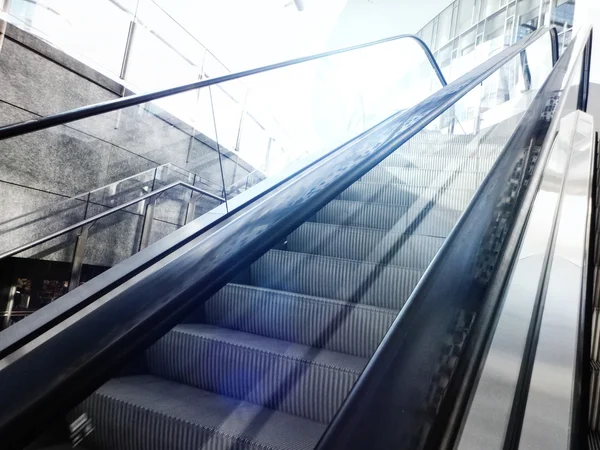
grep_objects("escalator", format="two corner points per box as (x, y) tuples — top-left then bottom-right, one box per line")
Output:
(0, 25), (595, 450)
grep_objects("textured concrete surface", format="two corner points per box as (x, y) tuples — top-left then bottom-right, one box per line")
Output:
(0, 181), (85, 262)
(0, 26), (258, 272)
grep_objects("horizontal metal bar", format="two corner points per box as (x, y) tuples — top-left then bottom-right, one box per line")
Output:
(0, 181), (224, 260)
(0, 34), (445, 141)
(0, 27), (557, 450)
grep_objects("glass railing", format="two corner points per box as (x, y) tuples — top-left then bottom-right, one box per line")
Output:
(0, 27), (566, 450)
(1, 0), (285, 190)
(0, 163), (223, 328)
(1, 0), (448, 196)
(0, 32), (447, 328)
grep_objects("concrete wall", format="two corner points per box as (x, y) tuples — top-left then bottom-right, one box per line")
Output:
(0, 23), (255, 267)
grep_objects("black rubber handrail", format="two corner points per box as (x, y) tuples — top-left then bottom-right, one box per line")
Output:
(0, 27), (557, 450)
(0, 34), (446, 141)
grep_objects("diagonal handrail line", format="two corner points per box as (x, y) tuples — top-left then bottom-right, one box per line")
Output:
(0, 181), (224, 261)
(0, 34), (445, 141)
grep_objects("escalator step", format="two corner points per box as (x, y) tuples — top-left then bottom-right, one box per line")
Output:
(392, 135), (504, 157)
(251, 249), (422, 309)
(312, 199), (462, 237)
(74, 375), (325, 450)
(287, 222), (444, 269)
(311, 199), (408, 230)
(203, 283), (397, 358)
(381, 153), (497, 172)
(145, 324), (366, 423)
(360, 166), (482, 189)
(339, 181), (474, 210)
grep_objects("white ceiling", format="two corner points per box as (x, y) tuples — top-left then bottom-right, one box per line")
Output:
(156, 0), (453, 71)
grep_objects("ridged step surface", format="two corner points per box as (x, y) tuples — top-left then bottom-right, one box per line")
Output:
(146, 324), (366, 423)
(287, 222), (444, 269)
(204, 284), (397, 358)
(360, 166), (482, 189)
(312, 199), (462, 237)
(250, 249), (422, 309)
(74, 375), (326, 450)
(381, 153), (497, 172)
(339, 182), (475, 210)
(71, 131), (505, 450)
(388, 134), (504, 157)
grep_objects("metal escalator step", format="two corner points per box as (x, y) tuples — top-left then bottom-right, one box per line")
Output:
(339, 181), (474, 210)
(360, 166), (482, 189)
(146, 324), (366, 423)
(311, 200), (408, 230)
(387, 136), (503, 157)
(74, 375), (325, 450)
(381, 153), (497, 172)
(204, 283), (397, 358)
(405, 207), (464, 237)
(311, 200), (462, 237)
(287, 222), (444, 269)
(251, 249), (422, 309)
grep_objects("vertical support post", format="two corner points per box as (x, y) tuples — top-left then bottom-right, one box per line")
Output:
(185, 195), (197, 225)
(184, 174), (197, 225)
(68, 224), (91, 292)
(474, 83), (483, 135)
(231, 93), (248, 192)
(115, 11), (138, 129)
(208, 86), (230, 212)
(264, 138), (273, 174)
(119, 21), (137, 89)
(2, 284), (16, 329)
(138, 197), (156, 251)
(519, 50), (532, 92)
(113, 0), (140, 131)
(0, 0), (12, 54)
(138, 168), (158, 250)
(544, 0), (554, 28)
(234, 93), (248, 154)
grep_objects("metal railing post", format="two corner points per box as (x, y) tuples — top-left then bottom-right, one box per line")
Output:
(0, 0), (12, 54)
(138, 198), (156, 251)
(184, 174), (197, 225)
(2, 285), (16, 329)
(68, 223), (92, 292)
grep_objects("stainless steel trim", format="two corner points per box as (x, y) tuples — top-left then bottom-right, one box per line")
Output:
(518, 111), (595, 450)
(455, 27), (591, 449)
(457, 120), (568, 450)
